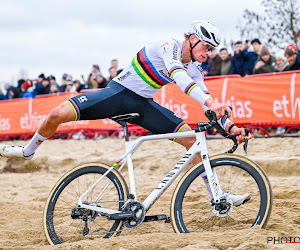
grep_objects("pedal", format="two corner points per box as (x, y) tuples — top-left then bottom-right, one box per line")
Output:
(144, 214), (168, 223)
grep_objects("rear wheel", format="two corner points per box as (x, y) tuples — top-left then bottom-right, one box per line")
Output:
(44, 163), (128, 245)
(171, 154), (272, 233)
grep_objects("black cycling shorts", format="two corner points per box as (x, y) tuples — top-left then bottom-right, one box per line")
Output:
(67, 81), (187, 135)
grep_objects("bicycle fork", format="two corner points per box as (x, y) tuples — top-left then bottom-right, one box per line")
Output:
(201, 150), (223, 204)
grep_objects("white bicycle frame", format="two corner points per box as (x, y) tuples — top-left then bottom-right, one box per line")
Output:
(77, 130), (224, 215)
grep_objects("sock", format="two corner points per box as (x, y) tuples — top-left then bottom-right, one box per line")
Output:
(23, 132), (48, 156)
(200, 172), (213, 199)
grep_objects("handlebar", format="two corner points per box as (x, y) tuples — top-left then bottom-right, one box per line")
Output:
(195, 109), (250, 154)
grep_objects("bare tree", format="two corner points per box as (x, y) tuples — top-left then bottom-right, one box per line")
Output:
(236, 0), (300, 50)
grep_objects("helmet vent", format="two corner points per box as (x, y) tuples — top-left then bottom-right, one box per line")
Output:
(200, 26), (211, 39)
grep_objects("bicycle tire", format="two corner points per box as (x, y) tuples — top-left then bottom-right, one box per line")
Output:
(43, 162), (128, 245)
(170, 154), (272, 233)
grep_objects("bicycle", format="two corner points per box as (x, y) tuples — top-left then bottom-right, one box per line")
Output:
(43, 111), (273, 245)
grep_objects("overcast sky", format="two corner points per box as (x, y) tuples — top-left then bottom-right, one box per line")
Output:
(0, 0), (262, 85)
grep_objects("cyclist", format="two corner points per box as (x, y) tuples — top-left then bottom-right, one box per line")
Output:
(0, 20), (251, 205)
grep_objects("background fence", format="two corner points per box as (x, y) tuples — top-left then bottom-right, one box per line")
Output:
(0, 71), (299, 140)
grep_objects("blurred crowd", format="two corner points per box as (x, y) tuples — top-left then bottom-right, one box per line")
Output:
(202, 30), (300, 77)
(0, 59), (122, 100)
(1, 31), (300, 101)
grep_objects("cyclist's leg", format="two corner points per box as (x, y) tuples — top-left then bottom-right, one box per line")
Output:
(0, 81), (126, 159)
(130, 98), (200, 164)
(175, 125), (201, 165)
(38, 101), (75, 138)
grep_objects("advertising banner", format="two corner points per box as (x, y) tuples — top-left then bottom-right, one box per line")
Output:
(0, 72), (299, 135)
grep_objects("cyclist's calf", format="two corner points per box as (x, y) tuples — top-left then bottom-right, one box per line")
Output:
(175, 125), (196, 150)
(48, 102), (75, 125)
(38, 102), (75, 138)
(175, 125), (202, 164)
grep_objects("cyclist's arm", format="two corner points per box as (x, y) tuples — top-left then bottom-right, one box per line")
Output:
(159, 39), (211, 106)
(159, 39), (234, 131)
(192, 74), (234, 131)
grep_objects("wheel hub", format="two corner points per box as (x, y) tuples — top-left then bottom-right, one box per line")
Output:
(210, 197), (233, 217)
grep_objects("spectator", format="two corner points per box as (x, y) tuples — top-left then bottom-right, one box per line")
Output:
(284, 48), (300, 71)
(208, 50), (222, 76)
(60, 73), (68, 92)
(34, 73), (45, 96)
(242, 38), (261, 75)
(49, 75), (59, 88)
(201, 56), (210, 76)
(17, 79), (26, 90)
(20, 82), (34, 98)
(0, 89), (6, 100)
(253, 45), (276, 74)
(49, 76), (60, 94)
(73, 79), (85, 93)
(65, 80), (73, 93)
(219, 48), (232, 75)
(231, 41), (246, 76)
(283, 32), (300, 71)
(49, 84), (59, 94)
(286, 44), (297, 53)
(4, 83), (11, 99)
(95, 73), (108, 88)
(41, 77), (51, 95)
(111, 59), (123, 74)
(87, 64), (100, 89)
(275, 51), (289, 72)
(108, 67), (117, 81)
(6, 86), (21, 99)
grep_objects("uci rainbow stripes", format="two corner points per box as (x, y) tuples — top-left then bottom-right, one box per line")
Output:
(172, 121), (187, 142)
(169, 66), (186, 77)
(132, 47), (170, 89)
(66, 99), (80, 121)
(184, 82), (198, 96)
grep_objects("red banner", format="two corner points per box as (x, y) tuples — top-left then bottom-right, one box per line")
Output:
(0, 72), (299, 135)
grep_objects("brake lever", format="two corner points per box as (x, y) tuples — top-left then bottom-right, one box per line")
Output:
(243, 129), (250, 154)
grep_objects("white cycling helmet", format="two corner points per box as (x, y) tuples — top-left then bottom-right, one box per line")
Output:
(186, 20), (221, 47)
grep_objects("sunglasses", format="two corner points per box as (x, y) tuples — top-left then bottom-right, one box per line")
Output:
(202, 42), (215, 52)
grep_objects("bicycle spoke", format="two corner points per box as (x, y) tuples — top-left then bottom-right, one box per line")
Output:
(57, 196), (76, 209)
(233, 207), (253, 221)
(227, 179), (255, 195)
(210, 215), (217, 231)
(92, 219), (110, 232)
(225, 216), (232, 231)
(185, 210), (211, 226)
(70, 181), (80, 198)
(228, 214), (243, 227)
(62, 188), (79, 201)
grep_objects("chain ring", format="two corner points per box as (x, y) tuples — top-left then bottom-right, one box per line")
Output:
(122, 201), (146, 229)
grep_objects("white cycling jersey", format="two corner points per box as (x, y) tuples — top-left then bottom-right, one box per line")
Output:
(113, 37), (230, 128)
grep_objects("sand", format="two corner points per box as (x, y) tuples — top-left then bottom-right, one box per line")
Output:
(0, 136), (299, 249)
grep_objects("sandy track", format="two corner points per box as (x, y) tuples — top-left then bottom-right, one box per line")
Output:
(0, 137), (299, 249)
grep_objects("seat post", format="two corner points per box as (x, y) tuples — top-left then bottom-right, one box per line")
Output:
(119, 121), (129, 141)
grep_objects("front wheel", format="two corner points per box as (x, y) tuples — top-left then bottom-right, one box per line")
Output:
(43, 163), (128, 245)
(170, 154), (272, 233)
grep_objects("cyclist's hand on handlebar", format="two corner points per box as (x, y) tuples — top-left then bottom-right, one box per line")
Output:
(205, 99), (232, 120)
(230, 127), (252, 144)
